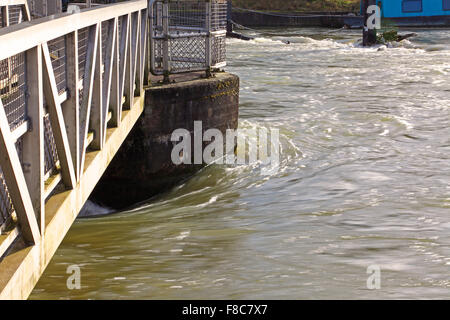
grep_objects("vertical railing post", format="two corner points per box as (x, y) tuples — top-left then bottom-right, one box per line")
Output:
(162, 0), (169, 83)
(63, 31), (81, 182)
(22, 45), (45, 233)
(43, 0), (47, 16)
(205, 0), (212, 78)
(0, 6), (8, 27)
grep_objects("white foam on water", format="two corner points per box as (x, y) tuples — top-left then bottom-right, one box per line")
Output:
(77, 200), (115, 218)
(195, 196), (218, 208)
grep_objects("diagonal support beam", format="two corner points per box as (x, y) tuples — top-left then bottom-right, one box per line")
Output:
(109, 17), (121, 127)
(138, 9), (148, 94)
(42, 43), (76, 189)
(118, 14), (130, 113)
(102, 18), (117, 139)
(124, 11), (140, 109)
(22, 1), (31, 21)
(131, 11), (141, 95)
(79, 24), (99, 174)
(0, 100), (40, 244)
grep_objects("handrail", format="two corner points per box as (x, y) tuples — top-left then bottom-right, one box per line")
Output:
(0, 0), (147, 60)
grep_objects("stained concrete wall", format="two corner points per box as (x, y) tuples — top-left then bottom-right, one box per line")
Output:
(91, 72), (240, 209)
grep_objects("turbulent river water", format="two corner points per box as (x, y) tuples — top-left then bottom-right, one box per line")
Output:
(31, 28), (450, 299)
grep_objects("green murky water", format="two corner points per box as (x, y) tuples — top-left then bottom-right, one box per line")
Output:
(31, 28), (450, 299)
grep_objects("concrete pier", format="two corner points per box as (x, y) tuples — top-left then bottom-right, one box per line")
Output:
(91, 72), (240, 209)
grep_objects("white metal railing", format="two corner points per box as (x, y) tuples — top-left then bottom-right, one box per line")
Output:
(0, 0), (148, 248)
(0, 0), (30, 27)
(149, 0), (227, 79)
(0, 0), (228, 260)
(0, 0), (32, 233)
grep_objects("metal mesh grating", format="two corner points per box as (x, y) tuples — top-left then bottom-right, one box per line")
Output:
(169, 36), (206, 72)
(211, 0), (227, 31)
(150, 0), (227, 75)
(118, 15), (125, 56)
(0, 9), (3, 27)
(48, 36), (67, 94)
(78, 27), (89, 82)
(212, 34), (226, 66)
(0, 53), (27, 130)
(153, 39), (164, 71)
(8, 5), (24, 25)
(169, 0), (207, 29)
(0, 167), (14, 228)
(43, 113), (59, 175)
(101, 20), (109, 64)
(0, 140), (23, 229)
(118, 15), (126, 83)
(118, 15), (123, 42)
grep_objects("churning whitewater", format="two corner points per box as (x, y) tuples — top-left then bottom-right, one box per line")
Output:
(32, 28), (450, 299)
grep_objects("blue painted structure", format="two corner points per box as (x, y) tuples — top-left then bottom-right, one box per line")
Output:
(362, 0), (450, 18)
